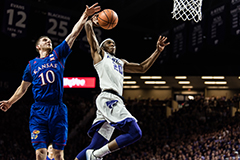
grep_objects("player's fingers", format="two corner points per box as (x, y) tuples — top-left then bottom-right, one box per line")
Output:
(164, 42), (170, 46)
(0, 102), (4, 107)
(2, 107), (8, 112)
(157, 36), (162, 46)
(162, 37), (168, 43)
(92, 13), (99, 19)
(161, 36), (166, 42)
(0, 106), (6, 112)
(94, 6), (101, 12)
(90, 2), (99, 9)
(158, 35), (162, 42)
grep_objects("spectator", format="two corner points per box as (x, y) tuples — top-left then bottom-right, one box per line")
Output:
(2, 91), (240, 160)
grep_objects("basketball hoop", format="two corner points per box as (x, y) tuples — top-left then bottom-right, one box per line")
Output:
(172, 0), (203, 23)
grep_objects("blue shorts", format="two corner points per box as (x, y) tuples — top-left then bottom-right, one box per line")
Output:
(29, 102), (68, 150)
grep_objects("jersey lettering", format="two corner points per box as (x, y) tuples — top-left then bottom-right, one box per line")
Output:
(112, 61), (123, 75)
(33, 63), (57, 74)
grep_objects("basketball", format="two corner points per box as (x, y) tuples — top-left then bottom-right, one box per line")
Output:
(98, 9), (118, 30)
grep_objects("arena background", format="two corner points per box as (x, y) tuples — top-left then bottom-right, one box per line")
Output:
(2, 0), (240, 159)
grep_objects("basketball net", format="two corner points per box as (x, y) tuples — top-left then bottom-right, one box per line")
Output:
(172, 0), (203, 23)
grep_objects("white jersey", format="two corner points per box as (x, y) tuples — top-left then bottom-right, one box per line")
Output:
(94, 51), (124, 95)
(91, 51), (137, 135)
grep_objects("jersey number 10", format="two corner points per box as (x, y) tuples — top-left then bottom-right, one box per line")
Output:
(39, 70), (55, 86)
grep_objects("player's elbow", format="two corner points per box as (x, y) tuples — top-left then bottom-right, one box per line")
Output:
(84, 21), (92, 31)
(133, 66), (148, 74)
(139, 65), (148, 74)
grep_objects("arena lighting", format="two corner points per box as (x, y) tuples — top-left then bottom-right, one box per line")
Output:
(204, 81), (227, 84)
(63, 77), (96, 88)
(153, 86), (171, 88)
(188, 96), (194, 100)
(207, 86), (229, 89)
(182, 86), (193, 88)
(181, 91), (198, 94)
(124, 76), (132, 79)
(123, 85), (140, 88)
(178, 81), (190, 84)
(145, 81), (166, 84)
(123, 81), (137, 84)
(201, 76), (225, 79)
(140, 76), (162, 79)
(175, 76), (187, 79)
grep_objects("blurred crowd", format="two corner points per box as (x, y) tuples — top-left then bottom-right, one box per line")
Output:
(1, 91), (240, 160)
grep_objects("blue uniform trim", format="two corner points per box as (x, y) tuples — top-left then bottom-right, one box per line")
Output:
(53, 50), (64, 68)
(46, 156), (55, 160)
(87, 118), (137, 139)
(87, 120), (106, 138)
(110, 118), (137, 131)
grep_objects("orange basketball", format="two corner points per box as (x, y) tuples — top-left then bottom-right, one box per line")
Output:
(98, 9), (118, 30)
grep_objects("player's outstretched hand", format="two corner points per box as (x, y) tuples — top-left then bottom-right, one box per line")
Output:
(85, 3), (101, 17)
(91, 14), (100, 27)
(156, 36), (170, 52)
(0, 100), (11, 112)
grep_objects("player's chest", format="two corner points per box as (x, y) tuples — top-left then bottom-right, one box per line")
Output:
(31, 60), (62, 85)
(31, 58), (62, 77)
(105, 55), (124, 75)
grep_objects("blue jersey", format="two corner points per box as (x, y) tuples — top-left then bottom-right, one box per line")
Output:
(46, 156), (54, 160)
(22, 40), (72, 104)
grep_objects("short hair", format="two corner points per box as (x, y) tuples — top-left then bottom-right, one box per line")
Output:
(35, 36), (50, 52)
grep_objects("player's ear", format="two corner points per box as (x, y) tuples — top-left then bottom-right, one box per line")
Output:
(36, 45), (40, 52)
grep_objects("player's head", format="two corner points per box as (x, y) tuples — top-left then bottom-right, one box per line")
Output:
(47, 143), (54, 155)
(35, 36), (53, 53)
(100, 38), (116, 55)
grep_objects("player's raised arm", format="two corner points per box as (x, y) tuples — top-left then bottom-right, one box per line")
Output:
(122, 36), (170, 74)
(65, 3), (100, 48)
(84, 14), (103, 64)
(0, 81), (31, 112)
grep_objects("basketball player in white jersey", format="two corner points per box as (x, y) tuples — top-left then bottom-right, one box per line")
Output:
(75, 14), (170, 160)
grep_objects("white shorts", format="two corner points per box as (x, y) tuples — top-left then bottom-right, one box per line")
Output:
(93, 92), (137, 125)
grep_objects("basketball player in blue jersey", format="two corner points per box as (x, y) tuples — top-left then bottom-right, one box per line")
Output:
(75, 15), (170, 160)
(0, 3), (100, 160)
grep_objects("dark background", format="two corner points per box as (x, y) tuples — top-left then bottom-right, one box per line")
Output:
(1, 0), (240, 80)
(1, 1), (240, 159)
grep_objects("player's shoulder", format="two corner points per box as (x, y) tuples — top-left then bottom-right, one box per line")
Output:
(28, 57), (39, 64)
(52, 40), (72, 57)
(53, 40), (68, 50)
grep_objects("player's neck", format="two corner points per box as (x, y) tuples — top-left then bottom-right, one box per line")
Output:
(39, 50), (50, 58)
(108, 52), (116, 57)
